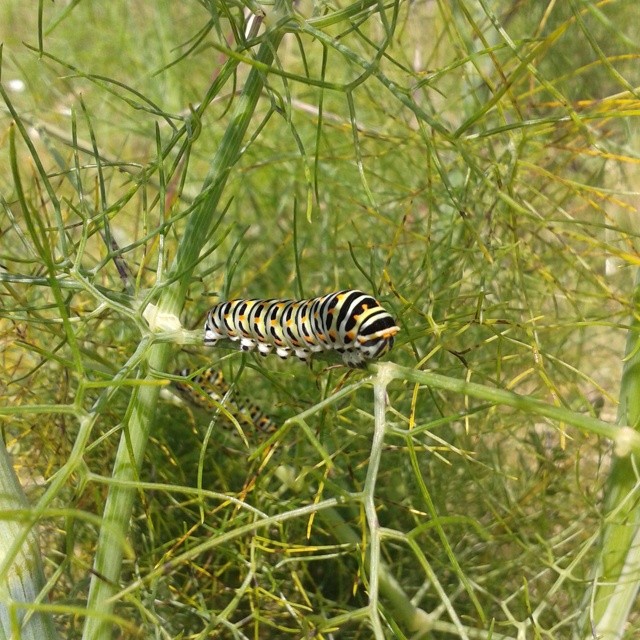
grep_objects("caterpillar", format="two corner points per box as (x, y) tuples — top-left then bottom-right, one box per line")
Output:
(175, 368), (276, 434)
(204, 289), (399, 368)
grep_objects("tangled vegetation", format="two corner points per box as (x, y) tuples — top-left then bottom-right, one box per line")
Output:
(1, 1), (639, 638)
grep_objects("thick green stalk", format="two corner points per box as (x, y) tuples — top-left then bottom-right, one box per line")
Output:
(379, 364), (640, 453)
(81, 10), (287, 639)
(575, 268), (640, 639)
(276, 368), (431, 637)
(0, 434), (59, 640)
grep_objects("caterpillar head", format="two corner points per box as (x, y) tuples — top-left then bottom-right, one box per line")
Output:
(350, 313), (399, 366)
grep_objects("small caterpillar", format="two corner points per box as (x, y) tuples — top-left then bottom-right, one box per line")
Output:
(175, 368), (276, 434)
(204, 289), (399, 368)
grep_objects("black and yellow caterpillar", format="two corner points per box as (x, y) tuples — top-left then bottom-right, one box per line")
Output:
(204, 289), (398, 368)
(175, 368), (276, 434)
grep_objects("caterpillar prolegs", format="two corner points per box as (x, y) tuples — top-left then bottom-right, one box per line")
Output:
(204, 290), (399, 368)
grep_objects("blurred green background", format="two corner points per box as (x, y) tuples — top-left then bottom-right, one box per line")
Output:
(1, 1), (639, 638)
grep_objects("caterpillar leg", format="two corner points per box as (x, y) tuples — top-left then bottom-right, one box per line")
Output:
(293, 348), (312, 362)
(240, 338), (258, 352)
(341, 350), (368, 368)
(275, 346), (292, 359)
(204, 331), (222, 346)
(257, 343), (273, 356)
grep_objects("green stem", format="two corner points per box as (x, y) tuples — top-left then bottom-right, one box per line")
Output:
(575, 268), (640, 639)
(375, 363), (640, 454)
(0, 434), (59, 640)
(81, 10), (287, 639)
